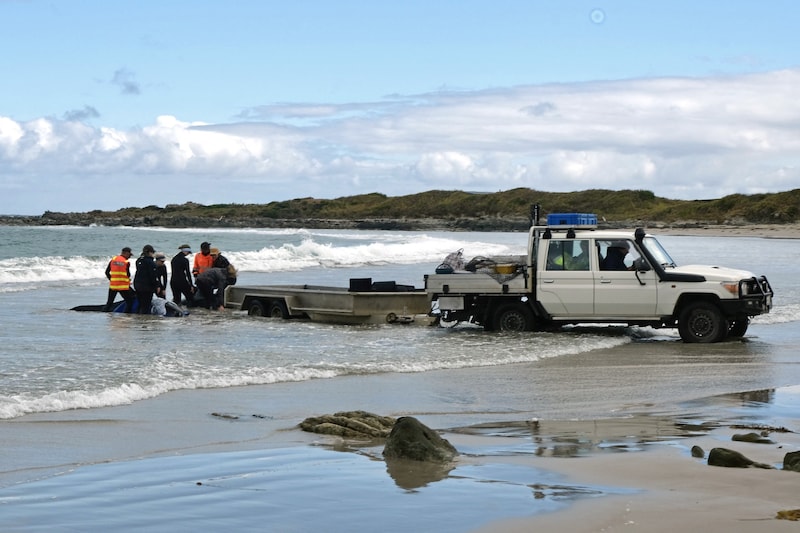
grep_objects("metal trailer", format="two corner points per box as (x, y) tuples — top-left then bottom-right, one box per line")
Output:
(224, 278), (433, 325)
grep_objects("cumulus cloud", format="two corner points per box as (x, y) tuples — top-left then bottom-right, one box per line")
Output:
(1, 69), (799, 214)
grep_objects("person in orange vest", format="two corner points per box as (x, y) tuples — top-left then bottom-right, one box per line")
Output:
(104, 246), (136, 312)
(192, 241), (214, 279)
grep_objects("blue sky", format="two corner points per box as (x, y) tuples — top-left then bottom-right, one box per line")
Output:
(1, 0), (798, 215)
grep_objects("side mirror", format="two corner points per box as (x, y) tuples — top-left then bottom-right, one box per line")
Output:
(633, 257), (651, 272)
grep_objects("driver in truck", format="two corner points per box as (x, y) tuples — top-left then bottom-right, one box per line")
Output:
(601, 241), (632, 271)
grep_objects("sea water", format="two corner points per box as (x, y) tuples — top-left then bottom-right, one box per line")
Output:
(1, 226), (798, 421)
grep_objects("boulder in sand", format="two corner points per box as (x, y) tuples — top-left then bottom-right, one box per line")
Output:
(783, 450), (800, 472)
(708, 447), (773, 469)
(383, 416), (458, 463)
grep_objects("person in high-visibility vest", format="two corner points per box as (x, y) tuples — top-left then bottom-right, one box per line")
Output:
(192, 241), (214, 278)
(104, 246), (136, 312)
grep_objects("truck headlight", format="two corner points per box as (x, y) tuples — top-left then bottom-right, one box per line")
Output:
(721, 281), (740, 296)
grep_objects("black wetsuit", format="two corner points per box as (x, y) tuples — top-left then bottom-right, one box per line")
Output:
(170, 252), (195, 305)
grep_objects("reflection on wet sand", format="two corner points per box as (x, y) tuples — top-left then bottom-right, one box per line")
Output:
(446, 416), (720, 458)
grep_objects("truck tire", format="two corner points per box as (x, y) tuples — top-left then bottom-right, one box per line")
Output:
(728, 318), (749, 338)
(493, 304), (535, 332)
(247, 299), (267, 316)
(268, 300), (290, 319)
(678, 302), (728, 343)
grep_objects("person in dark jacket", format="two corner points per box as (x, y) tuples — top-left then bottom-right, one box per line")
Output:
(195, 267), (228, 310)
(210, 247), (237, 285)
(134, 244), (160, 314)
(601, 241), (631, 271)
(170, 244), (195, 306)
(154, 252), (168, 289)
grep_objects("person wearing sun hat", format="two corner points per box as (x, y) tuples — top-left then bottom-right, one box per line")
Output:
(171, 244), (195, 306)
(210, 247), (238, 286)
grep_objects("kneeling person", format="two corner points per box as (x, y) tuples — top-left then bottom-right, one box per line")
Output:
(195, 267), (229, 311)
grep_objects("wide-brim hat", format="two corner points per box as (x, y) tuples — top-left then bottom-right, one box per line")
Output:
(178, 244), (192, 252)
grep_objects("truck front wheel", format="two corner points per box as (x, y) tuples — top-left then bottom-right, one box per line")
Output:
(678, 302), (728, 343)
(493, 304), (535, 332)
(728, 318), (749, 338)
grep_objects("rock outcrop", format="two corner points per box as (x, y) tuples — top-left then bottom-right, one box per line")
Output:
(382, 416), (458, 463)
(299, 410), (396, 439)
(783, 451), (800, 472)
(707, 447), (773, 469)
(732, 432), (775, 444)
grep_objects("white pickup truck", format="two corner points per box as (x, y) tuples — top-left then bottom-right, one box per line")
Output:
(424, 208), (773, 342)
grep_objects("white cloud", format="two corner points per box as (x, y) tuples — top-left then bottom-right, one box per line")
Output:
(2, 69), (799, 214)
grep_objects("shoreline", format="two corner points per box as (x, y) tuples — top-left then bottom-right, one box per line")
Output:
(3, 385), (798, 531)
(2, 353), (799, 531)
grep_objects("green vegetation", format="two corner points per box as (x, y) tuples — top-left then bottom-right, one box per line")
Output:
(6, 188), (798, 229)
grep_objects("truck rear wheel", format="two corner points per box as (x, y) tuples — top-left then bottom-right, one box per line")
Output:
(678, 302), (728, 343)
(493, 304), (535, 332)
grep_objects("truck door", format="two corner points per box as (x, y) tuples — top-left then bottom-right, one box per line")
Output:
(537, 239), (594, 316)
(594, 240), (658, 317)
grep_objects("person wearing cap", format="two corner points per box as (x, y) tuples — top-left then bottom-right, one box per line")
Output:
(170, 244), (195, 306)
(192, 241), (214, 278)
(134, 244), (161, 314)
(154, 252), (168, 290)
(210, 247), (238, 286)
(103, 246), (135, 312)
(601, 241), (632, 271)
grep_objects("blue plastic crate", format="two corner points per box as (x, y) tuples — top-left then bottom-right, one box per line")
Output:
(547, 213), (597, 226)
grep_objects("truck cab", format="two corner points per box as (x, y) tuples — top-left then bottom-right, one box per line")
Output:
(425, 209), (773, 342)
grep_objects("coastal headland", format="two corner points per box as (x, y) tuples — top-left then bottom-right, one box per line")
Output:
(2, 187), (798, 232)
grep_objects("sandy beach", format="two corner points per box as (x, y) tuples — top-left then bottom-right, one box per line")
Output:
(2, 338), (799, 532)
(654, 223), (800, 239)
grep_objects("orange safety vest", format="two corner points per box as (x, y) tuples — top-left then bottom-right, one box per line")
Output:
(108, 255), (131, 291)
(193, 253), (214, 276)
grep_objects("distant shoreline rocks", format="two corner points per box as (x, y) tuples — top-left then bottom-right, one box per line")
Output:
(0, 212), (533, 232)
(2, 212), (798, 236)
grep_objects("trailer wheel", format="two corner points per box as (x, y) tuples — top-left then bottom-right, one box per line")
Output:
(678, 302), (728, 343)
(493, 304), (535, 332)
(247, 299), (267, 317)
(268, 300), (290, 319)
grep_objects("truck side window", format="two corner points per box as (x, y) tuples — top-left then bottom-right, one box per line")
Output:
(546, 242), (566, 270)
(573, 240), (590, 270)
(600, 240), (640, 271)
(547, 240), (590, 271)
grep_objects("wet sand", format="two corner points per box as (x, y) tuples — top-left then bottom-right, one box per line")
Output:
(2, 336), (799, 532)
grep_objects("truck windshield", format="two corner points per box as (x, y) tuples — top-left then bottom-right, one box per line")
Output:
(643, 236), (676, 267)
